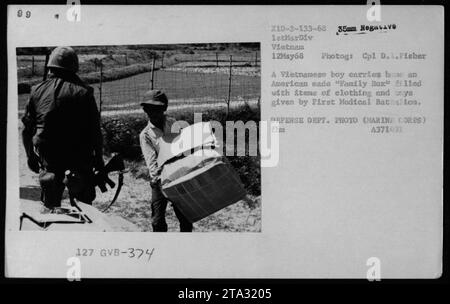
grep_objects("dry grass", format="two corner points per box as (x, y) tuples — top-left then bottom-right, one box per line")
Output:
(93, 170), (261, 232)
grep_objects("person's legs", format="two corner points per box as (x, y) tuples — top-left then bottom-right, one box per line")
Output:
(172, 204), (193, 232)
(151, 187), (168, 232)
(39, 168), (65, 209)
(37, 146), (65, 209)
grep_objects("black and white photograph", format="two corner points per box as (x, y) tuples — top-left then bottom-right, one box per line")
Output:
(3, 5), (444, 280)
(16, 43), (262, 232)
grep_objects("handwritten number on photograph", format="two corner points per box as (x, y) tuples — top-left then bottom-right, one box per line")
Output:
(17, 10), (31, 18)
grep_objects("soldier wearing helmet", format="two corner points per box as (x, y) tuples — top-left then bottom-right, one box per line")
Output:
(22, 46), (105, 210)
(139, 90), (193, 232)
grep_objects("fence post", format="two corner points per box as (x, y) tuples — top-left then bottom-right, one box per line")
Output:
(43, 51), (50, 81)
(150, 56), (156, 89)
(99, 60), (103, 115)
(216, 52), (219, 67)
(161, 51), (165, 69)
(255, 51), (258, 67)
(31, 56), (35, 76)
(125, 53), (128, 66)
(227, 55), (233, 116)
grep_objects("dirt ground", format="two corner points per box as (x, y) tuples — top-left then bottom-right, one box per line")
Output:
(18, 126), (261, 232)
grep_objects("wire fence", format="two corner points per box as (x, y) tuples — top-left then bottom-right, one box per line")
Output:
(17, 53), (132, 79)
(93, 52), (260, 115)
(17, 50), (261, 115)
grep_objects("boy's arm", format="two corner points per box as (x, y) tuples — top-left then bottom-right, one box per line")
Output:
(139, 129), (161, 187)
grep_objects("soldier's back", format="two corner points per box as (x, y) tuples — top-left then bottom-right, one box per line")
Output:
(30, 72), (96, 161)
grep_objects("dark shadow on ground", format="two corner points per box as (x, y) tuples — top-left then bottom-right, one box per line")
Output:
(19, 185), (42, 201)
(20, 185), (69, 201)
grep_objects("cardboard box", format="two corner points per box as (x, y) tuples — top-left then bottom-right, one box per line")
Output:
(162, 155), (247, 223)
(159, 122), (247, 222)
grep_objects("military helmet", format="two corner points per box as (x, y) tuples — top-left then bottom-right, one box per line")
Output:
(47, 46), (79, 73)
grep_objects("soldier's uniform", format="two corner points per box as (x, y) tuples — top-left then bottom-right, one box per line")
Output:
(22, 47), (104, 209)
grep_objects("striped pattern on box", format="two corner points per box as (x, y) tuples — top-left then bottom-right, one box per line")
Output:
(162, 157), (247, 223)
